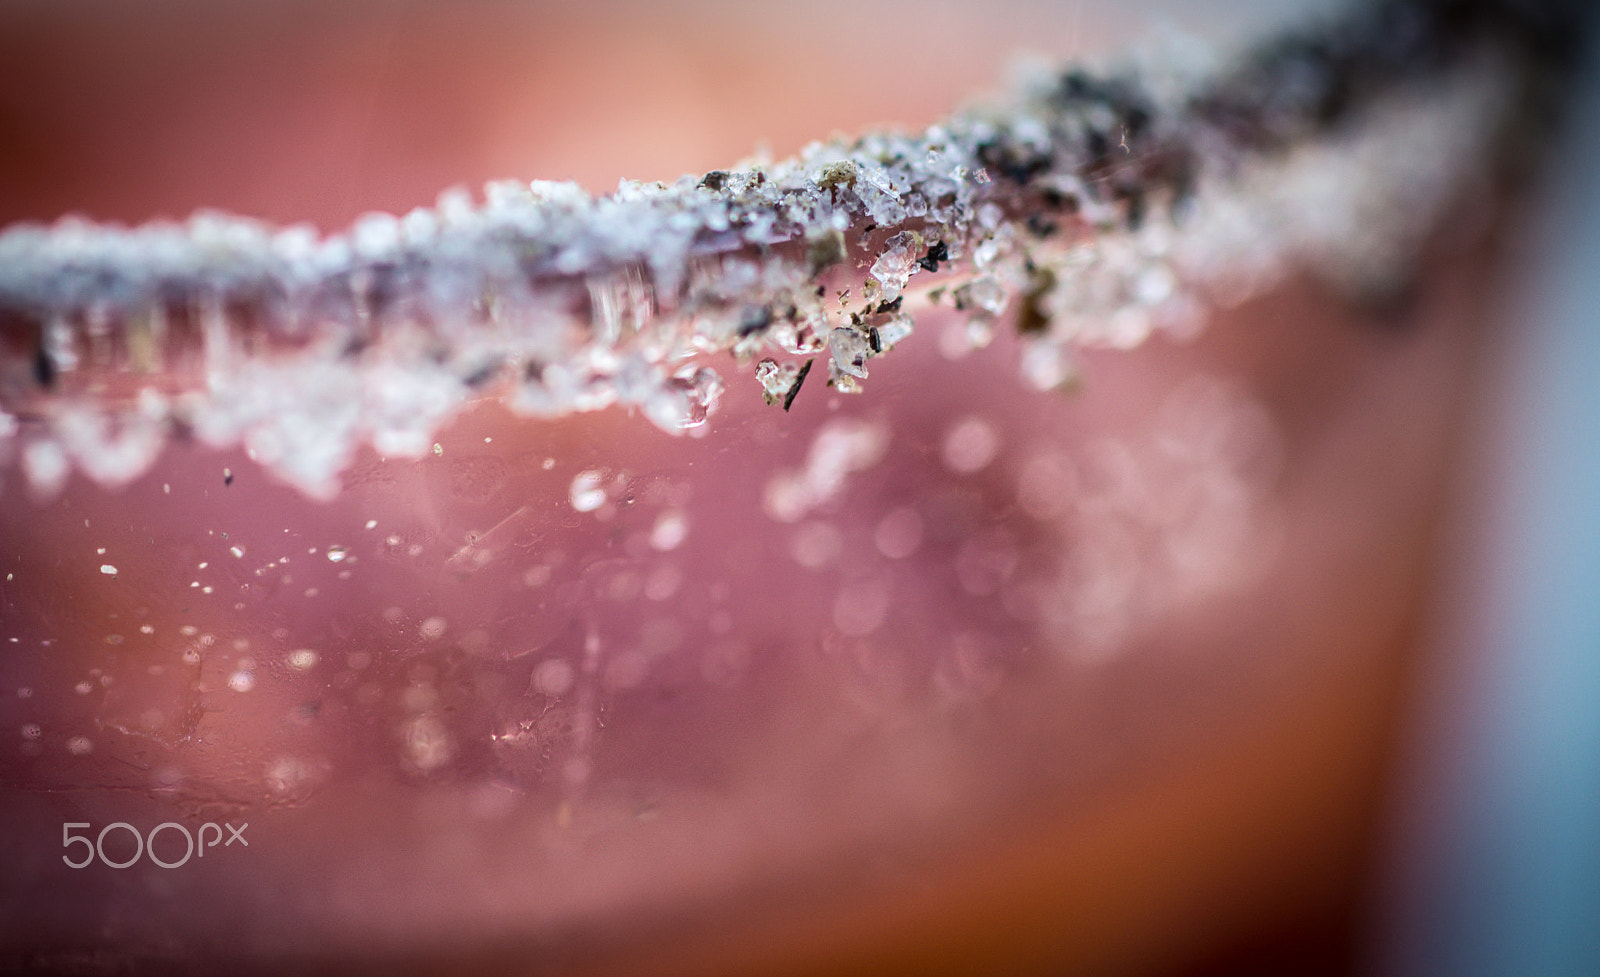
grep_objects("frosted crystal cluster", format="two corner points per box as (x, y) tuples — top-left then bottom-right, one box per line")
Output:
(0, 0), (1554, 498)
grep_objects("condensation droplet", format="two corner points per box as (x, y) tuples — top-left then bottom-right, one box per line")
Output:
(1020, 341), (1079, 392)
(874, 507), (924, 559)
(955, 530), (1019, 597)
(833, 576), (891, 636)
(533, 658), (575, 697)
(1018, 450), (1079, 520)
(791, 521), (844, 569)
(644, 562), (682, 601)
(405, 715), (452, 771)
(569, 470), (607, 512)
(942, 416), (1000, 474)
(649, 510), (689, 551)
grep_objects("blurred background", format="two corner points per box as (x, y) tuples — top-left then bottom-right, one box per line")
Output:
(0, 0), (1596, 974)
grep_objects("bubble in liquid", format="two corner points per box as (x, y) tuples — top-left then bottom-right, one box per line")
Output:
(569, 470), (608, 512)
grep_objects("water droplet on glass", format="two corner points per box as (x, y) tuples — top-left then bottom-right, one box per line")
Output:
(874, 507), (925, 559)
(649, 510), (689, 551)
(569, 470), (607, 512)
(942, 416), (1000, 474)
(1020, 341), (1080, 392)
(533, 658), (575, 697)
(833, 575), (892, 636)
(790, 521), (844, 568)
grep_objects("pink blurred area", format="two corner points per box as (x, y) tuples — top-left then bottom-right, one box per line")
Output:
(0, 1), (1534, 975)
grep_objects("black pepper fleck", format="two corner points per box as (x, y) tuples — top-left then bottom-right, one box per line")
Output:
(783, 358), (813, 412)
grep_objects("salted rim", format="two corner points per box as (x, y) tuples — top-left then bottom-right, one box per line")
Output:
(0, 0), (1579, 498)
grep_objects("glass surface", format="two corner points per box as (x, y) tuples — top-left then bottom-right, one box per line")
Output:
(0, 1), (1563, 973)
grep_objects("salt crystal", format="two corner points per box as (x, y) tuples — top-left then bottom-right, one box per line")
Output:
(868, 232), (918, 302)
(829, 328), (871, 380)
